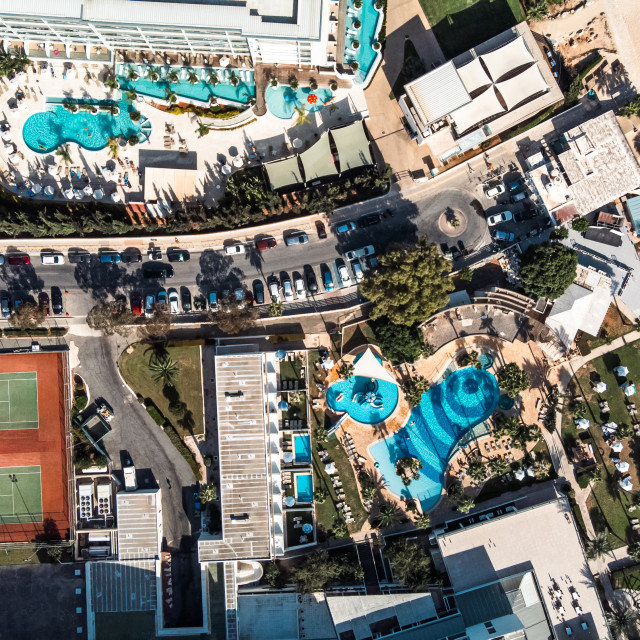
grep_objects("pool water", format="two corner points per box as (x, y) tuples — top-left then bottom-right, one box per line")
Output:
(117, 64), (255, 105)
(295, 474), (314, 503)
(293, 434), (311, 464)
(344, 0), (383, 84)
(370, 367), (499, 512)
(327, 375), (398, 424)
(23, 100), (142, 153)
(265, 86), (333, 120)
(478, 353), (494, 370)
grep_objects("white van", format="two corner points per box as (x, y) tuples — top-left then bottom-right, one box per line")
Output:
(41, 253), (65, 265)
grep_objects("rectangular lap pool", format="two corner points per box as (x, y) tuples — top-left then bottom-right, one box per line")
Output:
(293, 434), (311, 464)
(295, 474), (313, 503)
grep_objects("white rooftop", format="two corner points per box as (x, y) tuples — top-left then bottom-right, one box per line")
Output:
(89, 559), (157, 613)
(115, 490), (162, 561)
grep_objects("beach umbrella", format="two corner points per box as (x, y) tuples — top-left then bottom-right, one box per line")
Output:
(604, 422), (618, 431)
(526, 466), (535, 477)
(278, 400), (289, 411)
(611, 441), (624, 453)
(111, 192), (121, 203)
(74, 190), (83, 199)
(616, 461), (630, 473)
(83, 184), (93, 196)
(4, 142), (13, 151)
(324, 462), (336, 475)
(220, 56), (230, 67)
(292, 138), (303, 148)
(514, 469), (525, 481)
(94, 189), (104, 200)
(232, 156), (243, 168)
(614, 366), (629, 377)
(575, 418), (590, 430)
(31, 183), (42, 194)
(625, 384), (636, 396)
(64, 188), (74, 199)
(44, 185), (55, 196)
(276, 349), (286, 360)
(594, 381), (607, 393)
(302, 523), (313, 534)
(221, 163), (232, 175)
(48, 164), (59, 175)
(8, 153), (19, 163)
(619, 477), (634, 492)
(284, 495), (295, 507)
(283, 452), (293, 464)
(100, 166), (111, 176)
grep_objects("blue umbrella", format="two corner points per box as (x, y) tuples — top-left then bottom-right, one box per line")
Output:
(278, 400), (289, 410)
(276, 349), (286, 360)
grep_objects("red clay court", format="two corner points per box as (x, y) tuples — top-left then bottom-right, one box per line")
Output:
(0, 350), (72, 543)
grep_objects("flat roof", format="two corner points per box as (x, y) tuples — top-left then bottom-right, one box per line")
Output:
(90, 559), (157, 613)
(116, 490), (162, 560)
(199, 352), (272, 561)
(439, 499), (610, 640)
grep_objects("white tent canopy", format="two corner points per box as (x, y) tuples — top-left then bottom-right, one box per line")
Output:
(456, 57), (492, 94)
(611, 441), (624, 453)
(450, 86), (505, 135)
(616, 461), (630, 473)
(480, 36), (534, 82)
(495, 64), (549, 111)
(351, 348), (397, 386)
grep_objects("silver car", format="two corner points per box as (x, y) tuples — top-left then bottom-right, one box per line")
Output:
(282, 277), (294, 302)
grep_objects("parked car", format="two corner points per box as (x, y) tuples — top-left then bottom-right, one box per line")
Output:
(68, 250), (90, 264)
(7, 253), (30, 265)
(306, 270), (318, 293)
(142, 265), (174, 279)
(225, 243), (245, 255)
(100, 252), (121, 264)
(508, 177), (526, 192)
(120, 249), (142, 263)
(315, 221), (327, 239)
(131, 295), (142, 316)
(38, 291), (50, 316)
(168, 249), (190, 262)
(144, 294), (155, 318)
(13, 297), (22, 312)
(485, 183), (505, 198)
(493, 230), (515, 242)
(487, 211), (513, 226)
(511, 191), (527, 203)
(51, 288), (63, 315)
(208, 291), (219, 312)
(0, 294), (9, 318)
(337, 262), (352, 286)
(336, 221), (356, 234)
(181, 288), (192, 312)
(282, 277), (294, 302)
(147, 247), (162, 260)
(232, 288), (244, 310)
(352, 262), (364, 283)
(322, 267), (334, 292)
(285, 232), (308, 246)
(253, 281), (264, 305)
(255, 237), (277, 251)
(193, 492), (201, 514)
(41, 253), (65, 265)
(168, 288), (179, 314)
(294, 277), (306, 299)
(358, 213), (382, 228)
(268, 279), (281, 302)
(345, 245), (375, 261)
(157, 289), (167, 309)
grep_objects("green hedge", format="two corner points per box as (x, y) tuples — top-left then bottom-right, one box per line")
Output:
(1, 327), (68, 337)
(145, 404), (166, 426)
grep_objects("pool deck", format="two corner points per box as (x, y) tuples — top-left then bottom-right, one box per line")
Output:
(0, 60), (367, 208)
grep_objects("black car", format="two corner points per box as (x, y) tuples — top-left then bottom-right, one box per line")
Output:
(68, 250), (90, 264)
(142, 265), (174, 279)
(168, 249), (190, 263)
(358, 213), (382, 228)
(120, 249), (142, 263)
(306, 270), (318, 293)
(253, 281), (264, 305)
(181, 288), (192, 312)
(51, 287), (63, 315)
(38, 291), (50, 316)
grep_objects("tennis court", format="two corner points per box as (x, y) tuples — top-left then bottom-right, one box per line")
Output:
(0, 371), (39, 430)
(0, 466), (43, 524)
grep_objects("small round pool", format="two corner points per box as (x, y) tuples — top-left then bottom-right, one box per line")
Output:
(498, 394), (515, 411)
(326, 376), (398, 424)
(265, 86), (333, 120)
(478, 352), (494, 370)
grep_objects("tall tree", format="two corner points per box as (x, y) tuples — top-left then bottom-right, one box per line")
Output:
(402, 376), (430, 407)
(467, 456), (487, 482)
(489, 456), (510, 477)
(586, 530), (614, 560)
(498, 363), (530, 399)
(376, 503), (402, 529)
(198, 483), (217, 503)
(606, 604), (639, 639)
(9, 302), (46, 330)
(371, 318), (424, 364)
(388, 539), (435, 591)
(361, 236), (453, 326)
(519, 242), (577, 300)
(292, 550), (341, 593)
(86, 300), (134, 337)
(210, 299), (257, 335)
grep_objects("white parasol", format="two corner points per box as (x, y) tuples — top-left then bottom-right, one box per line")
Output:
(292, 138), (303, 148)
(604, 422), (618, 431)
(94, 189), (104, 200)
(111, 191), (122, 202)
(221, 163), (232, 175)
(1, 131), (11, 142)
(611, 441), (624, 453)
(514, 469), (525, 481)
(232, 156), (243, 168)
(625, 384), (636, 397)
(8, 153), (20, 163)
(284, 496), (295, 507)
(64, 188), (74, 199)
(619, 477), (634, 492)
(616, 461), (630, 473)
(83, 184), (94, 196)
(220, 56), (230, 67)
(594, 381), (607, 393)
(31, 183), (42, 194)
(324, 462), (336, 475)
(283, 452), (294, 463)
(44, 185), (55, 196)
(614, 366), (629, 377)
(48, 164), (59, 176)
(575, 418), (590, 430)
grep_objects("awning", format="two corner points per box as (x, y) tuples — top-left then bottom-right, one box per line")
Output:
(480, 36), (534, 82)
(352, 347), (397, 386)
(456, 57), (492, 94)
(495, 65), (549, 111)
(450, 87), (505, 135)
(330, 121), (372, 172)
(265, 156), (303, 190)
(299, 133), (337, 182)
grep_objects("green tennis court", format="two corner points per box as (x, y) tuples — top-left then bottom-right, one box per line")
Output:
(0, 466), (42, 524)
(0, 371), (38, 430)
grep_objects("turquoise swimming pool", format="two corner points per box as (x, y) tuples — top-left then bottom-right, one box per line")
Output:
(344, 0), (383, 85)
(327, 375), (398, 424)
(295, 474), (314, 503)
(293, 434), (311, 464)
(22, 100), (142, 153)
(369, 367), (499, 512)
(265, 86), (333, 120)
(117, 64), (255, 105)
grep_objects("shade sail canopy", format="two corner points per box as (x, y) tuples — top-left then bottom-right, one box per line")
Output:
(480, 36), (534, 82)
(352, 348), (397, 386)
(299, 133), (337, 182)
(330, 121), (372, 172)
(495, 64), (549, 111)
(265, 156), (303, 190)
(450, 86), (505, 135)
(456, 57), (492, 94)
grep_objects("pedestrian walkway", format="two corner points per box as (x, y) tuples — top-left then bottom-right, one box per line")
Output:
(356, 539), (381, 595)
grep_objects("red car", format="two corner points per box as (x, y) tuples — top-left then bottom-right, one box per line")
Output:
(255, 237), (277, 251)
(131, 295), (142, 316)
(8, 253), (30, 265)
(38, 292), (50, 316)
(315, 221), (327, 239)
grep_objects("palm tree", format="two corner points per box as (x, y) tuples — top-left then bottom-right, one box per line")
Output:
(488, 456), (510, 477)
(124, 89), (138, 104)
(467, 456), (487, 482)
(207, 71), (219, 86)
(107, 136), (119, 159)
(196, 121), (210, 138)
(126, 67), (139, 81)
(198, 483), (217, 504)
(186, 69), (199, 85)
(268, 301), (283, 317)
(104, 73), (119, 91)
(289, 76), (299, 90)
(148, 353), (179, 388)
(229, 71), (239, 87)
(586, 529), (614, 560)
(145, 67), (159, 83)
(526, 0), (549, 21)
(361, 486), (377, 503)
(338, 362), (354, 380)
(294, 105), (311, 126)
(415, 514), (431, 529)
(55, 144), (72, 165)
(164, 88), (177, 104)
(606, 604), (639, 639)
(167, 70), (180, 84)
(377, 503), (402, 529)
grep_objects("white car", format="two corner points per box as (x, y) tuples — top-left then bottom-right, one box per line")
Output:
(282, 278), (294, 302)
(294, 277), (306, 299)
(268, 280), (281, 302)
(41, 253), (65, 265)
(338, 264), (352, 286)
(345, 245), (375, 261)
(487, 210), (513, 226)
(485, 183), (505, 198)
(168, 288), (179, 314)
(352, 262), (364, 283)
(225, 243), (245, 255)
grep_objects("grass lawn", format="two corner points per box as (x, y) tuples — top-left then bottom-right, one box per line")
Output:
(611, 562), (640, 590)
(119, 344), (204, 437)
(0, 545), (73, 565)
(280, 355), (305, 381)
(418, 0), (524, 59)
(282, 390), (308, 424)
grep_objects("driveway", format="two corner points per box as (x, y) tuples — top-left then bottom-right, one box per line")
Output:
(71, 335), (195, 550)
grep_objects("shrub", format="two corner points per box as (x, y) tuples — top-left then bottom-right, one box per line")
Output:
(551, 225), (569, 240)
(309, 79), (318, 90)
(352, 41), (360, 50)
(353, 19), (361, 29)
(572, 217), (590, 233)
(164, 422), (200, 479)
(351, 62), (360, 71)
(129, 110), (141, 121)
(145, 404), (166, 426)
(373, 42), (381, 51)
(74, 395), (88, 412)
(128, 134), (139, 146)
(289, 77), (299, 90)
(204, 455), (213, 468)
(50, 327), (68, 336)
(329, 81), (338, 91)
